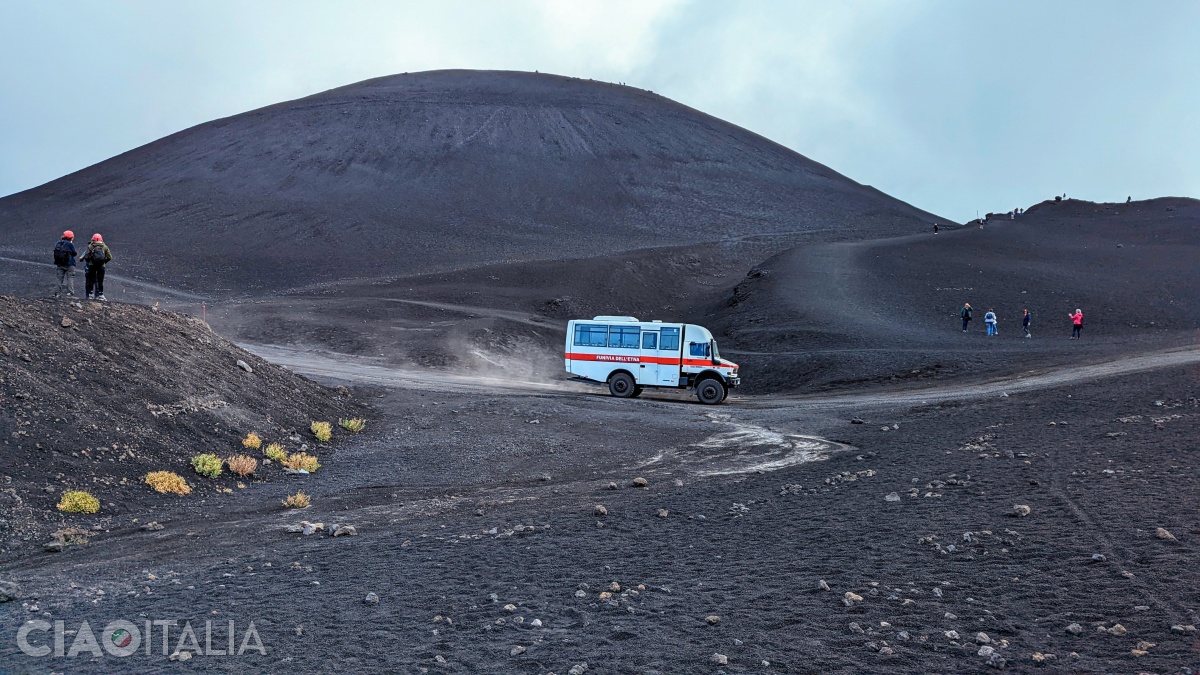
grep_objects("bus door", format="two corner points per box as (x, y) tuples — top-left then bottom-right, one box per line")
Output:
(638, 331), (659, 385)
(655, 326), (682, 386)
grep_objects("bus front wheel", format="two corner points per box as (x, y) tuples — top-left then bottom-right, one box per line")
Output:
(608, 372), (637, 398)
(696, 378), (726, 405)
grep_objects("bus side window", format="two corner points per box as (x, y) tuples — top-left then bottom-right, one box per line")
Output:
(659, 327), (680, 351)
(641, 332), (658, 350)
(575, 324), (609, 347)
(610, 326), (640, 348)
(689, 342), (709, 358)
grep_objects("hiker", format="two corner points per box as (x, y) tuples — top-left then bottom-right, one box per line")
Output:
(52, 230), (78, 298)
(933, 223), (939, 233)
(961, 303), (973, 332)
(1022, 309), (1032, 338)
(82, 233), (113, 301)
(1126, 196), (1131, 204)
(984, 309), (998, 336)
(1068, 308), (1083, 339)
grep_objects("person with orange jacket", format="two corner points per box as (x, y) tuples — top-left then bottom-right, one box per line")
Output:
(1068, 309), (1083, 339)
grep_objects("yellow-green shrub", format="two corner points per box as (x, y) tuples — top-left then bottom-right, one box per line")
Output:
(242, 432), (262, 450)
(264, 443), (287, 462)
(339, 417), (366, 433)
(226, 454), (258, 477)
(145, 471), (192, 495)
(311, 421), (332, 443)
(57, 490), (100, 514)
(190, 453), (223, 478)
(284, 452), (321, 472)
(282, 491), (311, 509)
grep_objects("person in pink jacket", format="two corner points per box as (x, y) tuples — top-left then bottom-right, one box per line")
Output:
(1068, 309), (1083, 339)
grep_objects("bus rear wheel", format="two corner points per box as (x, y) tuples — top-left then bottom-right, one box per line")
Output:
(608, 372), (637, 398)
(696, 378), (726, 405)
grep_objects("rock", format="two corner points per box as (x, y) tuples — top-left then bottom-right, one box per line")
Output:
(1135, 640), (1156, 651)
(1121, 570), (1135, 578)
(932, 587), (943, 598)
(60, 317), (75, 328)
(850, 417), (865, 424)
(978, 645), (995, 657)
(885, 492), (901, 502)
(818, 579), (830, 591)
(510, 645), (526, 657)
(598, 592), (612, 601)
(530, 619), (542, 628)
(435, 655), (447, 665)
(363, 592), (379, 605)
(1011, 504), (1031, 517)
(849, 622), (864, 634)
(43, 540), (64, 553)
(301, 522), (324, 536)
(897, 631), (910, 641)
(236, 359), (253, 373)
(632, 477), (648, 488)
(1066, 622), (1083, 635)
(705, 615), (720, 625)
(710, 653), (728, 665)
(140, 521), (164, 531)
(1133, 605), (1149, 611)
(1107, 623), (1127, 636)
(593, 505), (607, 516)
(609, 582), (621, 592)
(976, 632), (992, 644)
(504, 603), (517, 611)
(844, 592), (863, 602)
(568, 665), (588, 675)
(985, 652), (1006, 669)
(607, 482), (617, 490)
(170, 651), (193, 662)
(574, 590), (587, 598)
(1171, 624), (1197, 633)
(0, 580), (19, 602)
(1091, 553), (1106, 562)
(881, 426), (890, 431)
(945, 630), (960, 640)
(1155, 527), (1177, 541)
(333, 525), (358, 537)
(657, 509), (669, 518)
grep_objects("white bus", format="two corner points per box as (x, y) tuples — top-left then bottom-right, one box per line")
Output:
(565, 316), (740, 404)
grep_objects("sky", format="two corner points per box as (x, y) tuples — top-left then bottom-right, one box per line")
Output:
(1, 0), (1197, 221)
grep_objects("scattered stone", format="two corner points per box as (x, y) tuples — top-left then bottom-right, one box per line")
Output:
(881, 426), (890, 431)
(593, 505), (608, 516)
(657, 509), (669, 518)
(530, 619), (542, 628)
(574, 590), (587, 599)
(1156, 527), (1177, 541)
(333, 525), (358, 537)
(817, 580), (830, 591)
(849, 622), (864, 634)
(945, 630), (960, 640)
(301, 522), (324, 536)
(705, 615), (720, 625)
(932, 587), (943, 598)
(610, 582), (622, 592)
(1011, 504), (1031, 517)
(978, 645), (995, 657)
(844, 591), (863, 602)
(598, 592), (612, 601)
(170, 651), (193, 662)
(985, 652), (1006, 669)
(43, 540), (64, 553)
(897, 631), (910, 641)
(435, 655), (447, 665)
(1121, 570), (1135, 578)
(363, 592), (379, 606)
(1133, 605), (1149, 611)
(236, 359), (253, 373)
(504, 604), (517, 611)
(0, 580), (19, 602)
(568, 665), (588, 675)
(1106, 624), (1127, 636)
(1135, 640), (1156, 651)
(510, 645), (526, 657)
(850, 417), (865, 424)
(607, 482), (617, 490)
(140, 521), (164, 531)
(632, 477), (649, 488)
(944, 612), (958, 620)
(60, 317), (75, 328)
(1066, 623), (1083, 635)
(1091, 553), (1106, 562)
(885, 492), (901, 502)
(1170, 624), (1196, 633)
(710, 653), (728, 666)
(976, 632), (992, 644)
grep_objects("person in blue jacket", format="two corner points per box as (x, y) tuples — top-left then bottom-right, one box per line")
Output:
(984, 309), (998, 336)
(52, 230), (78, 298)
(1022, 309), (1032, 338)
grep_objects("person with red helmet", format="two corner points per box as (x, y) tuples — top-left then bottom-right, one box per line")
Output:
(52, 230), (79, 298)
(82, 233), (113, 301)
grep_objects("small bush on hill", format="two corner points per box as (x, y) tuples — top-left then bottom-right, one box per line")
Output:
(264, 443), (287, 462)
(145, 471), (192, 495)
(226, 454), (258, 477)
(311, 421), (332, 443)
(191, 453), (223, 478)
(282, 491), (311, 509)
(242, 432), (262, 450)
(339, 417), (366, 433)
(57, 490), (100, 514)
(284, 452), (321, 472)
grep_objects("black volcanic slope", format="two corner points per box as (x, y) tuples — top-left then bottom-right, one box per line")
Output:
(0, 70), (940, 295)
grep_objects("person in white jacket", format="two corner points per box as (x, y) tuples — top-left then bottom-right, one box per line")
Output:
(984, 309), (998, 336)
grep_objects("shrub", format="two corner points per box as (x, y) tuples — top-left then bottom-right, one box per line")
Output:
(339, 417), (367, 433)
(145, 471), (192, 495)
(284, 452), (321, 473)
(226, 454), (258, 477)
(190, 453), (223, 478)
(263, 443), (287, 462)
(241, 432), (263, 450)
(311, 421), (332, 443)
(282, 491), (311, 509)
(57, 490), (100, 514)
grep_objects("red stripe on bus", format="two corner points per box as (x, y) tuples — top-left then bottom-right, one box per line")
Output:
(564, 353), (734, 369)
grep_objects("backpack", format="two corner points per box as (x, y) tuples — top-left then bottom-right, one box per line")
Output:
(87, 245), (107, 265)
(53, 240), (71, 266)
